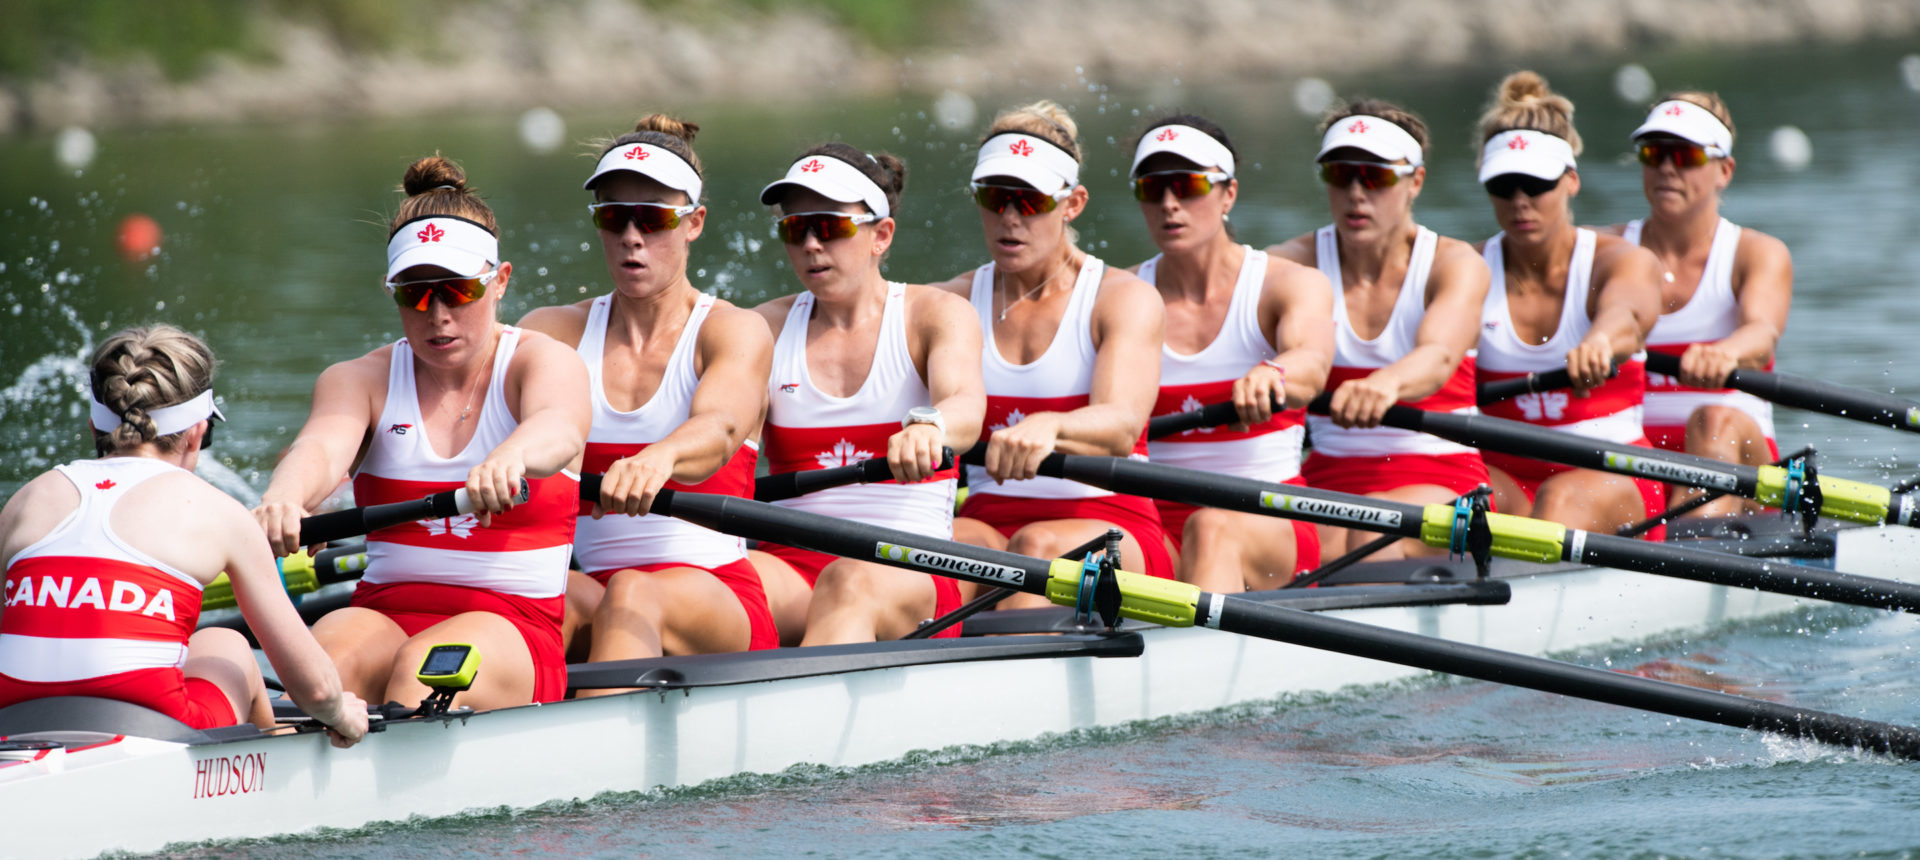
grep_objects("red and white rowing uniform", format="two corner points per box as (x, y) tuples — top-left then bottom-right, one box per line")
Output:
(1623, 217), (1778, 457)
(353, 327), (579, 702)
(1478, 229), (1664, 533)
(962, 258), (1175, 579)
(0, 458), (232, 728)
(1301, 225), (1490, 498)
(573, 293), (775, 651)
(1137, 246), (1317, 572)
(760, 283), (962, 635)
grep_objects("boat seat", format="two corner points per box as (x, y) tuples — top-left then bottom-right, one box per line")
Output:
(0, 696), (262, 744)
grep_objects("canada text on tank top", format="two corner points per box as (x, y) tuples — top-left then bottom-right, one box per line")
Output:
(1478, 229), (1648, 444)
(573, 293), (756, 572)
(353, 327), (577, 599)
(0, 459), (203, 684)
(763, 283), (957, 538)
(1136, 246), (1305, 480)
(968, 257), (1149, 500)
(1624, 218), (1776, 437)
(1306, 225), (1480, 458)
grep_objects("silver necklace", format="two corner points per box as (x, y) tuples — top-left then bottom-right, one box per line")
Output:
(997, 254), (1075, 322)
(452, 330), (500, 425)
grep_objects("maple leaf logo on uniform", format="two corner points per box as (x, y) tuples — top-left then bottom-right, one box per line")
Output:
(800, 159), (824, 173)
(815, 439), (873, 468)
(1514, 391), (1569, 422)
(1155, 128), (1178, 142)
(417, 223), (444, 243)
(1009, 140), (1034, 157)
(422, 514), (478, 539)
(1348, 120), (1369, 134)
(988, 408), (1028, 432)
(1179, 395), (1215, 434)
(95, 479), (116, 490)
(625, 148), (650, 160)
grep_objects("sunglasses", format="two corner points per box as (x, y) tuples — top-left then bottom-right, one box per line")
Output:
(1132, 170), (1232, 202)
(970, 182), (1071, 216)
(587, 201), (698, 234)
(386, 268), (501, 312)
(199, 417), (218, 450)
(1317, 161), (1418, 190)
(1483, 172), (1565, 200)
(1636, 140), (1718, 169)
(776, 211), (879, 244)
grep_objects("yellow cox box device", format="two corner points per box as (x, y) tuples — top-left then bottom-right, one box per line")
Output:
(416, 644), (480, 692)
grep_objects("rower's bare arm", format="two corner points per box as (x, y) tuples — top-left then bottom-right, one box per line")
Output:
(1392, 242), (1490, 398)
(915, 287), (986, 453)
(1071, 271), (1163, 454)
(254, 354), (383, 555)
(1264, 258), (1336, 408)
(748, 293), (799, 342)
(679, 306), (773, 477)
(1570, 239), (1661, 392)
(470, 333), (589, 522)
(1704, 229), (1794, 378)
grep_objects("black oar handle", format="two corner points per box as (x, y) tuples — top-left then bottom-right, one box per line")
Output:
(753, 448), (954, 503)
(1646, 352), (1920, 435)
(299, 480), (526, 546)
(1147, 400), (1249, 440)
(1477, 367), (1579, 405)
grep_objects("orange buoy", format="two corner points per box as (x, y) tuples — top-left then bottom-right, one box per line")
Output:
(117, 214), (162, 261)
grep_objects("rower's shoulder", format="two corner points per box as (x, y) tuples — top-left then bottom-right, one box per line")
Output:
(901, 282), (977, 324)
(697, 299), (775, 350)
(747, 292), (800, 335)
(929, 269), (977, 298)
(1429, 235), (1491, 279)
(1591, 230), (1659, 265)
(0, 470), (78, 563)
(1594, 222), (1631, 237)
(1093, 263), (1163, 310)
(319, 347), (393, 390)
(1259, 248), (1332, 295)
(1263, 231), (1317, 267)
(1733, 226), (1792, 267)
(514, 299), (594, 347)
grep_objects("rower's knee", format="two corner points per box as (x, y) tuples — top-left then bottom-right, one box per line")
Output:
(1687, 406), (1759, 458)
(1007, 527), (1075, 560)
(1182, 508), (1243, 557)
(599, 569), (665, 624)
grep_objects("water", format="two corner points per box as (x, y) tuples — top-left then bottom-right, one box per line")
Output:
(6, 39), (1920, 859)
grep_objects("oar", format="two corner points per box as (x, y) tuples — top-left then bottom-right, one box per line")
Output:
(644, 488), (1920, 759)
(1147, 366), (1596, 438)
(1025, 452), (1920, 614)
(754, 448), (954, 503)
(1646, 352), (1920, 435)
(1476, 366), (1584, 406)
(201, 546), (368, 612)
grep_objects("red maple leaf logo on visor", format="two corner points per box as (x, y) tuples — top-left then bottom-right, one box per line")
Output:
(1508, 137), (1530, 151)
(95, 479), (116, 490)
(1348, 120), (1369, 134)
(1155, 128), (1178, 141)
(417, 223), (444, 243)
(1665, 104), (1686, 116)
(625, 147), (649, 160)
(1009, 139), (1034, 157)
(800, 159), (824, 173)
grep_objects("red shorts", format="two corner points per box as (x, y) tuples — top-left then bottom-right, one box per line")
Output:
(0, 668), (237, 730)
(350, 581), (567, 704)
(1302, 451), (1491, 499)
(959, 492), (1176, 581)
(1155, 476), (1322, 575)
(755, 543), (963, 639)
(587, 558), (778, 651)
(1484, 445), (1667, 541)
(1646, 424), (1781, 461)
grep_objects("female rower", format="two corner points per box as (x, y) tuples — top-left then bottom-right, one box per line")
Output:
(940, 100), (1170, 610)
(1602, 93), (1792, 518)
(255, 156), (589, 709)
(1471, 72), (1666, 535)
(1269, 100), (1492, 560)
(749, 143), (985, 644)
(518, 115), (777, 668)
(0, 325), (365, 745)
(1127, 115), (1334, 591)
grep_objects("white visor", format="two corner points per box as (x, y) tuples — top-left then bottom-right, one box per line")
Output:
(1130, 125), (1236, 178)
(971, 133), (1080, 194)
(582, 142), (704, 204)
(385, 216), (499, 284)
(758, 155), (891, 219)
(1478, 130), (1578, 183)
(1316, 115), (1424, 167)
(1630, 100), (1732, 157)
(90, 388), (224, 437)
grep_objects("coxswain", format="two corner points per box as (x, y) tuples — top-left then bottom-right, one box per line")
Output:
(254, 156), (589, 709)
(1269, 99), (1493, 559)
(1, 325), (366, 745)
(749, 143), (985, 643)
(1126, 114), (1334, 591)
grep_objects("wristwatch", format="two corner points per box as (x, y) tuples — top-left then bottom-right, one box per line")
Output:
(902, 405), (946, 435)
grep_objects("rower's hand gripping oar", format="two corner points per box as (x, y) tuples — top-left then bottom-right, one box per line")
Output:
(754, 448), (955, 503)
(645, 487), (1920, 760)
(1647, 351), (1920, 436)
(1476, 363), (1618, 406)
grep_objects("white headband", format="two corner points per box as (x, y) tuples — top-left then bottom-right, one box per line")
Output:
(385, 216), (499, 285)
(971, 133), (1081, 194)
(90, 389), (224, 437)
(1478, 130), (1578, 183)
(1316, 115), (1425, 167)
(582, 142), (704, 204)
(1630, 100), (1733, 157)
(1130, 125), (1236, 178)
(758, 154), (891, 219)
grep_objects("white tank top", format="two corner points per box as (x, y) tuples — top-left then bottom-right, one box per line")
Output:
(763, 283), (956, 538)
(573, 293), (758, 573)
(1309, 225), (1479, 458)
(1, 458), (201, 683)
(1137, 245), (1306, 479)
(1624, 217), (1775, 439)
(968, 257), (1149, 500)
(354, 327), (578, 599)
(1478, 229), (1647, 444)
